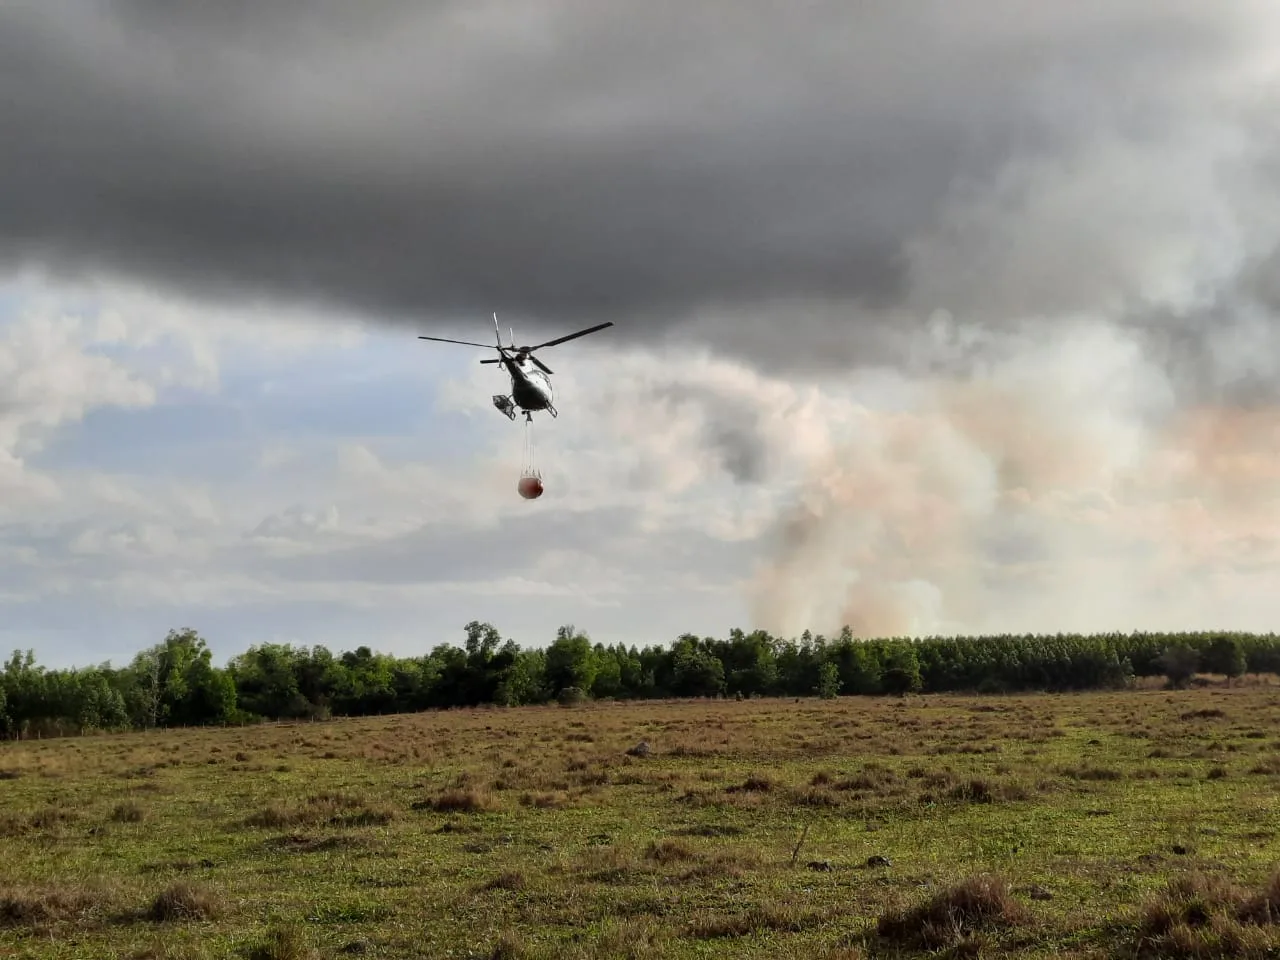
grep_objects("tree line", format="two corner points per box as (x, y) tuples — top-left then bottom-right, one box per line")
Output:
(0, 624), (1270, 739)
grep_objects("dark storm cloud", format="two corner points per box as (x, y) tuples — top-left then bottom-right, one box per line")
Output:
(0, 0), (1271, 352)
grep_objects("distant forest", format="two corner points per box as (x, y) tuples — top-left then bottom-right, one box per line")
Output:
(0, 625), (1274, 740)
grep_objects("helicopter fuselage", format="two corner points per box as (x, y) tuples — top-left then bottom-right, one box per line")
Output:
(418, 312), (610, 422)
(505, 356), (554, 412)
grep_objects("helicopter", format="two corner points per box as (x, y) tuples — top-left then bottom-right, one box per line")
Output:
(417, 313), (614, 422)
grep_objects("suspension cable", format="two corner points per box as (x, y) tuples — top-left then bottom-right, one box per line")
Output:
(522, 415), (539, 478)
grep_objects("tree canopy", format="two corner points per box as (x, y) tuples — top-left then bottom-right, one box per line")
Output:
(3, 625), (1276, 740)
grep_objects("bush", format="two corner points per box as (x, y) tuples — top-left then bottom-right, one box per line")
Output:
(557, 686), (587, 707)
(815, 662), (840, 700)
(1158, 646), (1200, 690)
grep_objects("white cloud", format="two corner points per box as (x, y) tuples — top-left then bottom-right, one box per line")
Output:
(0, 295), (157, 510)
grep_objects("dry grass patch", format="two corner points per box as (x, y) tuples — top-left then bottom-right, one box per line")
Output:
(479, 871), (527, 892)
(835, 766), (898, 791)
(569, 845), (649, 885)
(1060, 765), (1125, 782)
(644, 838), (698, 865)
(487, 930), (528, 959)
(676, 850), (760, 883)
(671, 823), (744, 838)
(584, 918), (670, 959)
(418, 786), (497, 813)
(261, 832), (365, 854)
(111, 800), (147, 823)
(790, 785), (844, 807)
(1181, 709), (1228, 721)
(685, 901), (826, 939)
(1248, 756), (1280, 775)
(127, 944), (218, 960)
(875, 873), (1031, 950)
(519, 790), (570, 809)
(0, 884), (118, 930)
(725, 773), (773, 794)
(0, 805), (79, 838)
(1135, 871), (1280, 957)
(243, 925), (318, 960)
(146, 881), (224, 922)
(246, 792), (396, 828)
(945, 777), (1034, 804)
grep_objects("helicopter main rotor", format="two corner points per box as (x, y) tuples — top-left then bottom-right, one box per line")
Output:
(417, 318), (614, 376)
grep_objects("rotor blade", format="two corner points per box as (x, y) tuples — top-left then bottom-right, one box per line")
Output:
(525, 321), (614, 351)
(529, 354), (554, 375)
(417, 335), (498, 348)
(480, 358), (502, 364)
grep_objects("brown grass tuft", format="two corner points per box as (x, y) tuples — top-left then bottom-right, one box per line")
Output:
(726, 774), (773, 793)
(836, 764), (898, 791)
(573, 845), (646, 884)
(685, 901), (824, 939)
(487, 930), (528, 960)
(947, 778), (996, 803)
(677, 850), (759, 882)
(262, 832), (364, 854)
(1181, 709), (1228, 721)
(1125, 869), (1280, 957)
(0, 805), (78, 837)
(671, 823), (744, 838)
(146, 881), (224, 922)
(876, 873), (1030, 949)
(1249, 756), (1280, 775)
(127, 944), (217, 960)
(244, 925), (317, 960)
(644, 838), (698, 864)
(1239, 872), (1280, 925)
(0, 885), (115, 928)
(479, 871), (526, 893)
(1132, 871), (1280, 957)
(588, 918), (671, 957)
(1060, 765), (1124, 782)
(518, 790), (568, 809)
(423, 788), (495, 813)
(111, 800), (147, 823)
(246, 792), (395, 828)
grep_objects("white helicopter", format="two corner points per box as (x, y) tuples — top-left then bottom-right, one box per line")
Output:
(418, 313), (614, 422)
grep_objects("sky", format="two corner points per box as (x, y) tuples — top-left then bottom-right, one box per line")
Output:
(5, 2), (1280, 668)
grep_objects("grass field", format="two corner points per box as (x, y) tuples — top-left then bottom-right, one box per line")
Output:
(4, 682), (1280, 959)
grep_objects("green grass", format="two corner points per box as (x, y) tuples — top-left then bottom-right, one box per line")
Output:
(4, 682), (1280, 958)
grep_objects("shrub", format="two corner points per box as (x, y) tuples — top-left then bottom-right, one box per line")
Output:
(557, 686), (587, 707)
